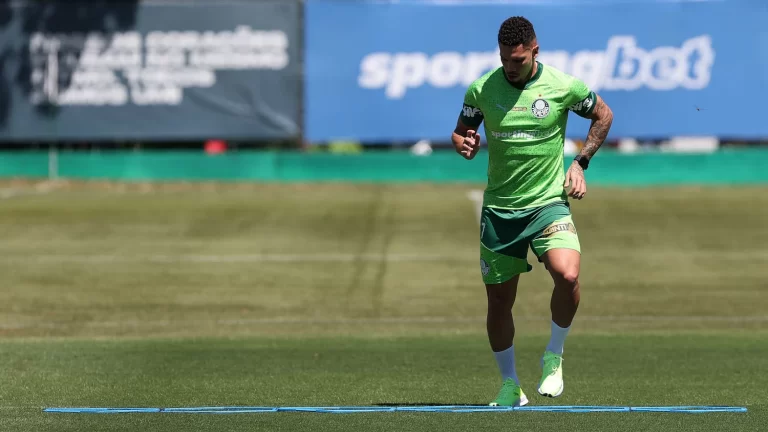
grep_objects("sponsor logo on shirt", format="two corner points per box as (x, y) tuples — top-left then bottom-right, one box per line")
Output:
(490, 126), (558, 140)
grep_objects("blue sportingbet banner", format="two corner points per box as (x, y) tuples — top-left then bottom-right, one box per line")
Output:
(305, 0), (768, 143)
(0, 1), (300, 141)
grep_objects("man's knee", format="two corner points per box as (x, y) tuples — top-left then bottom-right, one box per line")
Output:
(487, 288), (515, 309)
(554, 268), (580, 305)
(560, 269), (579, 286)
(486, 279), (518, 310)
(543, 249), (580, 287)
(551, 265), (579, 289)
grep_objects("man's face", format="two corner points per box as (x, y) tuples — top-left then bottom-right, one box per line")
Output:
(499, 41), (538, 85)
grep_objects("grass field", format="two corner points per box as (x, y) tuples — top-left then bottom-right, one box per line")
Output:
(1, 179), (767, 431)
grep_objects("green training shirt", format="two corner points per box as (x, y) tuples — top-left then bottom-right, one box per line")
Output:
(459, 62), (597, 210)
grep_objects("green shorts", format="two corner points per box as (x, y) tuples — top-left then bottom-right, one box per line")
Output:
(480, 201), (581, 284)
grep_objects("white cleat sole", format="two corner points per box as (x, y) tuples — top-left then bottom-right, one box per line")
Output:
(537, 382), (564, 398)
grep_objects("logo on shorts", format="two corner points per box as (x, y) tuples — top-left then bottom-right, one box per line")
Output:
(541, 222), (577, 237)
(531, 99), (550, 118)
(480, 258), (490, 276)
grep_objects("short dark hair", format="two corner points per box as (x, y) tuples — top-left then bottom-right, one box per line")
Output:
(498, 16), (536, 47)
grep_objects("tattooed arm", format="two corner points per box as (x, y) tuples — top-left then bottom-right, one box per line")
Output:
(565, 95), (614, 200)
(579, 95), (614, 160)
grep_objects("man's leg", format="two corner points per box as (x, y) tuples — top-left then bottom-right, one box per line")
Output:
(485, 275), (528, 406)
(480, 206), (532, 407)
(486, 276), (520, 352)
(486, 275), (520, 376)
(528, 207), (582, 398)
(543, 248), (581, 331)
(481, 248), (529, 407)
(537, 247), (581, 397)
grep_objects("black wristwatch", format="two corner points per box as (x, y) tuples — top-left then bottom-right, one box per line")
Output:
(574, 155), (590, 170)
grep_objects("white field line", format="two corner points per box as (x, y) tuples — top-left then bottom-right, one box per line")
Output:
(2, 315), (768, 331)
(0, 181), (64, 200)
(0, 189), (47, 200)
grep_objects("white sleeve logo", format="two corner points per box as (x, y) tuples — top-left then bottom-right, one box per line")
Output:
(569, 95), (594, 113)
(463, 106), (482, 118)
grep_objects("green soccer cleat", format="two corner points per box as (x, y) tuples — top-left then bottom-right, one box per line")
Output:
(538, 351), (564, 397)
(489, 378), (529, 407)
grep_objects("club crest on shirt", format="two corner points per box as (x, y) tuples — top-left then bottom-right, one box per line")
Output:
(531, 98), (550, 119)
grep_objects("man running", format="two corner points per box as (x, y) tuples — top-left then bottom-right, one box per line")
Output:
(451, 16), (614, 407)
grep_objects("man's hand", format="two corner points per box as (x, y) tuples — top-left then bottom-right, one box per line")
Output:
(564, 161), (586, 200)
(456, 130), (481, 160)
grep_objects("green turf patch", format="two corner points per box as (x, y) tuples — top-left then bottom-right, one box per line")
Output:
(1, 334), (764, 431)
(1, 182), (766, 430)
(1, 183), (767, 338)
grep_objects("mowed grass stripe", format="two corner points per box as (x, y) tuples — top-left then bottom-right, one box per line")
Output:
(0, 334), (764, 431)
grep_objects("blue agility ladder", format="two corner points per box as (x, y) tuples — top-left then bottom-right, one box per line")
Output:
(43, 405), (748, 414)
